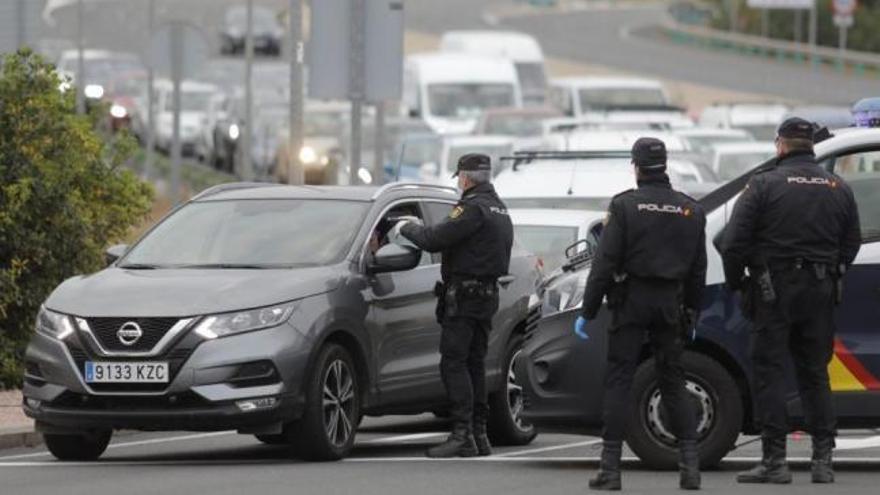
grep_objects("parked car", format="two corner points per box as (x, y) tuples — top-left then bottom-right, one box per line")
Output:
(510, 209), (606, 273)
(220, 5), (283, 56)
(785, 106), (855, 131)
(515, 127), (880, 469)
(389, 133), (515, 184)
(673, 127), (755, 156)
(22, 182), (541, 461)
(441, 30), (548, 106)
(56, 49), (144, 103)
(402, 52), (523, 135)
(474, 106), (562, 138)
(699, 103), (789, 141)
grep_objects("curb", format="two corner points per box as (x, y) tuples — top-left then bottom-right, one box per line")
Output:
(0, 426), (42, 450)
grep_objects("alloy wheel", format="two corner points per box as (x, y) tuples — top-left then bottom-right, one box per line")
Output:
(322, 359), (356, 447)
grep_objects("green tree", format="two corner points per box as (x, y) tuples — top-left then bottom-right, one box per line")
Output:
(0, 49), (153, 388)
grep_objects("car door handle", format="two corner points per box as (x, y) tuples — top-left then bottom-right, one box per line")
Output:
(498, 275), (516, 288)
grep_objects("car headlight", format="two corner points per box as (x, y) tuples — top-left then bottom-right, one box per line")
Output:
(84, 84), (104, 99)
(541, 270), (587, 316)
(228, 123), (241, 140)
(110, 104), (128, 119)
(36, 306), (75, 340)
(194, 302), (297, 340)
(299, 146), (318, 165)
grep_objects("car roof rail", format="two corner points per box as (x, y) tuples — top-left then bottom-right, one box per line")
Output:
(191, 182), (280, 201)
(371, 182), (459, 200)
(502, 150), (631, 171)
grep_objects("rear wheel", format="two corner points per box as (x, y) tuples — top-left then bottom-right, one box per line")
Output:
(289, 344), (360, 461)
(626, 351), (742, 469)
(43, 430), (112, 461)
(488, 334), (538, 446)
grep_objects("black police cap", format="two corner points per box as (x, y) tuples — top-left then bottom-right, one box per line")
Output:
(631, 137), (667, 170)
(452, 153), (492, 178)
(777, 117), (815, 140)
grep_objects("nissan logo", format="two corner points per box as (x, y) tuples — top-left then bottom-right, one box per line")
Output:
(117, 321), (143, 346)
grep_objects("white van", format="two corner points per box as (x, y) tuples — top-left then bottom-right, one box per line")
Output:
(440, 30), (547, 106)
(402, 52), (523, 135)
(548, 77), (672, 117)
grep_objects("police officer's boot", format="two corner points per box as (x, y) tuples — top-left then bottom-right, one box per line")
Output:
(589, 441), (622, 491)
(736, 436), (792, 484)
(678, 440), (701, 490)
(472, 410), (492, 456)
(811, 436), (835, 484)
(426, 423), (478, 459)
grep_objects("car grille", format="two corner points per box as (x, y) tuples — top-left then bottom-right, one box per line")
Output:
(85, 317), (180, 352)
(65, 340), (194, 393)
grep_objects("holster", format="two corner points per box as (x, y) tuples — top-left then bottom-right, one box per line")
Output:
(606, 273), (629, 310)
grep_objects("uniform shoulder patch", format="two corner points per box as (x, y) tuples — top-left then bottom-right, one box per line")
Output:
(449, 206), (465, 219)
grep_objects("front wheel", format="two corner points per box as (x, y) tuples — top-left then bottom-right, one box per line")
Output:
(44, 430), (112, 461)
(487, 334), (538, 446)
(626, 351), (742, 469)
(289, 344), (360, 461)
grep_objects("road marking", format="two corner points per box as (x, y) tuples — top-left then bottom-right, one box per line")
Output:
(0, 431), (235, 460)
(360, 432), (445, 445)
(494, 439), (602, 457)
(837, 435), (880, 451)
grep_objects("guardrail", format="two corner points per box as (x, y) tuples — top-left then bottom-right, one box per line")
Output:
(660, 21), (880, 78)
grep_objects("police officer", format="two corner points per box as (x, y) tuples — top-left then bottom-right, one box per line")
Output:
(722, 117), (861, 484)
(578, 137), (706, 491)
(389, 153), (514, 458)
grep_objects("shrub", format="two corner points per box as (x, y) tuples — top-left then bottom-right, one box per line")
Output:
(0, 49), (153, 388)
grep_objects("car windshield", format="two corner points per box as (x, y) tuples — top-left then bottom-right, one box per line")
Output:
(305, 111), (345, 137)
(428, 83), (515, 118)
(121, 199), (369, 268)
(685, 135), (754, 153)
(505, 197), (611, 211)
(166, 91), (213, 112)
(514, 225), (579, 272)
(484, 115), (546, 136)
(515, 63), (546, 92)
(579, 88), (667, 108)
(717, 152), (774, 181)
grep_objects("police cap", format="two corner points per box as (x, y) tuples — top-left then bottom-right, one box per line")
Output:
(631, 137), (667, 171)
(776, 117), (814, 140)
(452, 153), (492, 178)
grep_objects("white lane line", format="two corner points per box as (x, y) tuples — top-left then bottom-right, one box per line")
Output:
(359, 432), (445, 445)
(0, 431), (236, 461)
(5, 455), (880, 467)
(494, 439), (602, 458)
(837, 435), (880, 451)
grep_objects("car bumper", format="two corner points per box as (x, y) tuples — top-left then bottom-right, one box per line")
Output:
(22, 321), (312, 433)
(516, 307), (612, 431)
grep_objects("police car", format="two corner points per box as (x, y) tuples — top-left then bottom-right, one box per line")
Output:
(515, 126), (880, 469)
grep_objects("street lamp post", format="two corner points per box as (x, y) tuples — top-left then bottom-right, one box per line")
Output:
(288, 0), (304, 185)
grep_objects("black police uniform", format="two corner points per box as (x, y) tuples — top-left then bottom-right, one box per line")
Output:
(399, 154), (514, 458)
(582, 138), (707, 491)
(722, 118), (861, 484)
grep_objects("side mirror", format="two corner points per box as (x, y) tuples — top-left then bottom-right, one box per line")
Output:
(105, 243), (128, 266)
(369, 244), (421, 274)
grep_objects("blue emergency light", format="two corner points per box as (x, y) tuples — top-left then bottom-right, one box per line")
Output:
(852, 97), (880, 128)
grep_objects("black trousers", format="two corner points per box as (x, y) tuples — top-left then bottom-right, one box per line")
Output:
(440, 316), (490, 430)
(602, 281), (697, 443)
(751, 268), (836, 442)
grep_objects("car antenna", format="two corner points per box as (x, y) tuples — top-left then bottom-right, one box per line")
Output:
(565, 132), (576, 196)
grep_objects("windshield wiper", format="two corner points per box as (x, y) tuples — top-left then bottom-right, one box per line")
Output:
(177, 263), (275, 269)
(118, 263), (162, 270)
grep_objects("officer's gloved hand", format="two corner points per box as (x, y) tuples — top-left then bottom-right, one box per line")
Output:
(574, 316), (589, 340)
(388, 220), (417, 248)
(394, 215), (423, 227)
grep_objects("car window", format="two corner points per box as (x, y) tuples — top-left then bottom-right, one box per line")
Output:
(367, 202), (432, 266)
(422, 201), (455, 264)
(549, 87), (573, 117)
(833, 149), (880, 243)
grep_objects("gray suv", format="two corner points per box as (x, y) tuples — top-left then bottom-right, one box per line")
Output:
(22, 182), (540, 461)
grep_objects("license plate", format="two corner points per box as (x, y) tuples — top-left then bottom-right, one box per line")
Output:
(84, 362), (169, 383)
